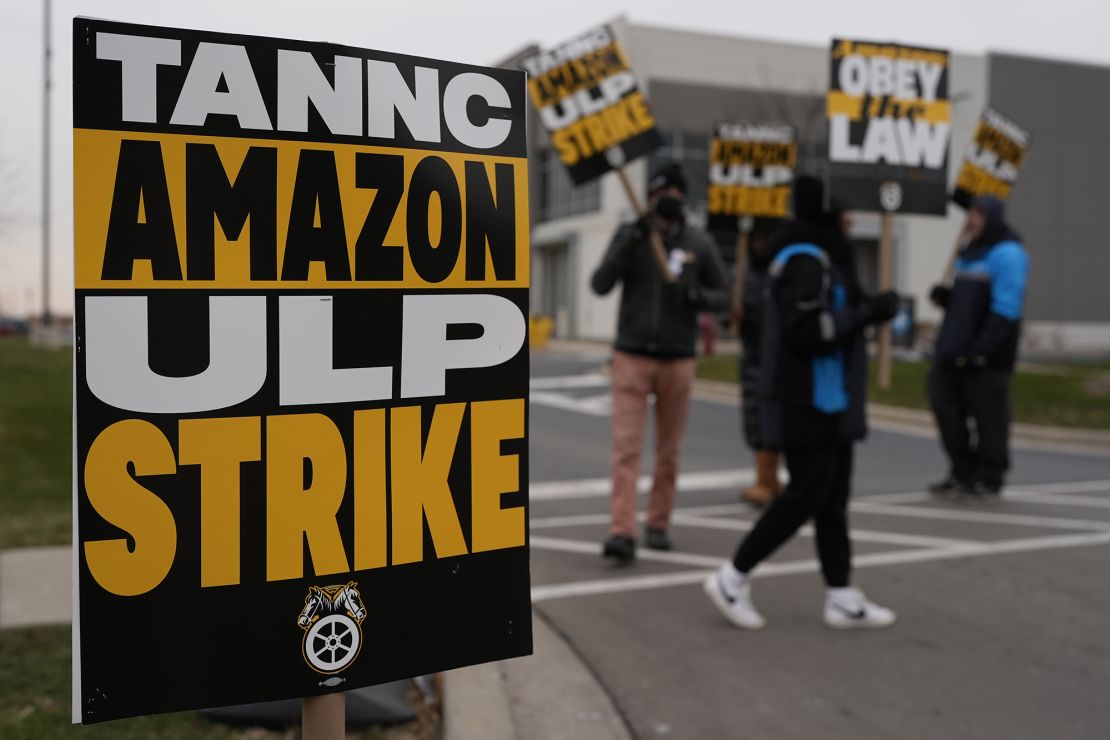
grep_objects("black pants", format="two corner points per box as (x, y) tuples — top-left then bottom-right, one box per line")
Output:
(734, 444), (853, 587)
(927, 365), (1012, 487)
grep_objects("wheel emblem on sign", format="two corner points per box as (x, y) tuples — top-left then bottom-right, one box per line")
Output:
(605, 145), (627, 168)
(879, 181), (903, 212)
(297, 582), (368, 674)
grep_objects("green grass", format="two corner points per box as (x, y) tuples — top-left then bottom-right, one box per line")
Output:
(0, 627), (402, 739)
(697, 354), (1110, 430)
(0, 338), (73, 549)
(0, 627), (273, 739)
(0, 340), (432, 739)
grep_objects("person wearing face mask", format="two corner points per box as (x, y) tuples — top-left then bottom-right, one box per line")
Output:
(927, 195), (1029, 499)
(591, 162), (730, 564)
(704, 176), (902, 630)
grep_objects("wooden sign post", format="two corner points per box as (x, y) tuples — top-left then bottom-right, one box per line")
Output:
(302, 694), (345, 740)
(615, 167), (676, 283)
(731, 227), (752, 330)
(876, 212), (895, 388)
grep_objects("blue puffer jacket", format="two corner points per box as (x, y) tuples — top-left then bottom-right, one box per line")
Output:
(759, 234), (877, 449)
(934, 196), (1029, 372)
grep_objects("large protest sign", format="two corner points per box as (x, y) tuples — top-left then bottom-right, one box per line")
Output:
(521, 24), (662, 185)
(827, 39), (951, 215)
(73, 18), (531, 723)
(952, 107), (1031, 208)
(707, 122), (796, 232)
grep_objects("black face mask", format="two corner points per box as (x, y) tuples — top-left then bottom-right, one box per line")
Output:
(655, 195), (685, 223)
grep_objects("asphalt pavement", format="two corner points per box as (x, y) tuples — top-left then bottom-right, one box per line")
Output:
(525, 347), (1110, 740)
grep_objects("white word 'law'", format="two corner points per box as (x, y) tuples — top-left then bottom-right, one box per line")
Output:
(829, 116), (950, 168)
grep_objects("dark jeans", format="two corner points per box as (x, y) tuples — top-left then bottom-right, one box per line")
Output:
(927, 365), (1012, 487)
(734, 444), (853, 587)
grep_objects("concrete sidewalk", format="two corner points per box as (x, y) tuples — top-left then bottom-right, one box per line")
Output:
(443, 614), (632, 740)
(0, 545), (70, 629)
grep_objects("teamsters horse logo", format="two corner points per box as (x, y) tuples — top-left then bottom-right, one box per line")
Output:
(297, 582), (368, 674)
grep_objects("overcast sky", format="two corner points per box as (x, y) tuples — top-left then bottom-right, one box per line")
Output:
(1, 0), (1106, 316)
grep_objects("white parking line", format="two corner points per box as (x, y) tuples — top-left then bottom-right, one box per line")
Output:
(1007, 493), (1110, 510)
(530, 374), (610, 390)
(529, 390), (612, 416)
(1010, 479), (1110, 494)
(530, 536), (723, 568)
(530, 531), (1110, 602)
(671, 514), (981, 550)
(532, 510), (980, 550)
(531, 468), (753, 501)
(531, 469), (1110, 507)
(849, 502), (1110, 531)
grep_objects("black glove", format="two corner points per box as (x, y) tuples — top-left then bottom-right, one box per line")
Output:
(930, 284), (951, 308)
(866, 291), (900, 324)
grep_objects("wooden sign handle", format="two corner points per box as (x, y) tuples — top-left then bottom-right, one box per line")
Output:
(876, 211), (895, 389)
(730, 227), (752, 334)
(303, 693), (345, 740)
(941, 213), (971, 284)
(614, 166), (677, 284)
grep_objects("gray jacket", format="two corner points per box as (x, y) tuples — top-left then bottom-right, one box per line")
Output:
(591, 218), (730, 358)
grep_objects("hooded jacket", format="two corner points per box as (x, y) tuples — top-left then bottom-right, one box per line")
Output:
(934, 196), (1029, 372)
(758, 215), (878, 449)
(591, 216), (730, 358)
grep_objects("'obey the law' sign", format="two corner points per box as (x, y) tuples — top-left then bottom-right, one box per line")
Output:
(73, 18), (531, 723)
(827, 38), (951, 215)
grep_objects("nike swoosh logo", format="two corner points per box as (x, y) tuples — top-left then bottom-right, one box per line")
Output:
(716, 574), (737, 605)
(832, 603), (867, 619)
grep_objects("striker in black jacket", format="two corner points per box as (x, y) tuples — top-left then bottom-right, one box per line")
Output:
(928, 195), (1029, 496)
(591, 203), (730, 358)
(704, 176), (903, 631)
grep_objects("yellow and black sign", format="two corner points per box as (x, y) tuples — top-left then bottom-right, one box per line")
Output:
(73, 18), (531, 723)
(827, 38), (951, 215)
(952, 107), (1031, 208)
(706, 122), (796, 231)
(521, 24), (662, 184)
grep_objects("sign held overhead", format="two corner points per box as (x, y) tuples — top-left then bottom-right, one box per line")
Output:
(521, 24), (662, 185)
(952, 106), (1031, 208)
(827, 38), (952, 215)
(707, 122), (796, 231)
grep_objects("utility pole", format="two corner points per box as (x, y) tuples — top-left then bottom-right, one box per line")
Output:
(41, 0), (52, 321)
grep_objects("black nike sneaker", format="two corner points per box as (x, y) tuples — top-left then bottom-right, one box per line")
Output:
(928, 476), (962, 496)
(959, 480), (1003, 502)
(601, 534), (636, 565)
(644, 527), (673, 551)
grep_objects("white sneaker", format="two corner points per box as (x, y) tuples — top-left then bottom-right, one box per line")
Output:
(823, 588), (897, 630)
(704, 564), (766, 630)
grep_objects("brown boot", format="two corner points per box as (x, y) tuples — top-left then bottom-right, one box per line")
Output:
(741, 450), (782, 508)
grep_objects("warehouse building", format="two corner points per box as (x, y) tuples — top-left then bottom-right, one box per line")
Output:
(500, 18), (1110, 354)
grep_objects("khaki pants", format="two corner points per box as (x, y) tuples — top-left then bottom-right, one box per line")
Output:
(608, 350), (696, 537)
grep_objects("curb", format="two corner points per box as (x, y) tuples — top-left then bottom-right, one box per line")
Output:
(443, 612), (632, 740)
(688, 375), (1110, 453)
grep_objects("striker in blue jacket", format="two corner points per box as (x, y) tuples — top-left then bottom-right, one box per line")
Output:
(928, 195), (1029, 497)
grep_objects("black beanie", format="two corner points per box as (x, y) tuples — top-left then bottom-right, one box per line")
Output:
(792, 175), (825, 222)
(648, 162), (688, 195)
